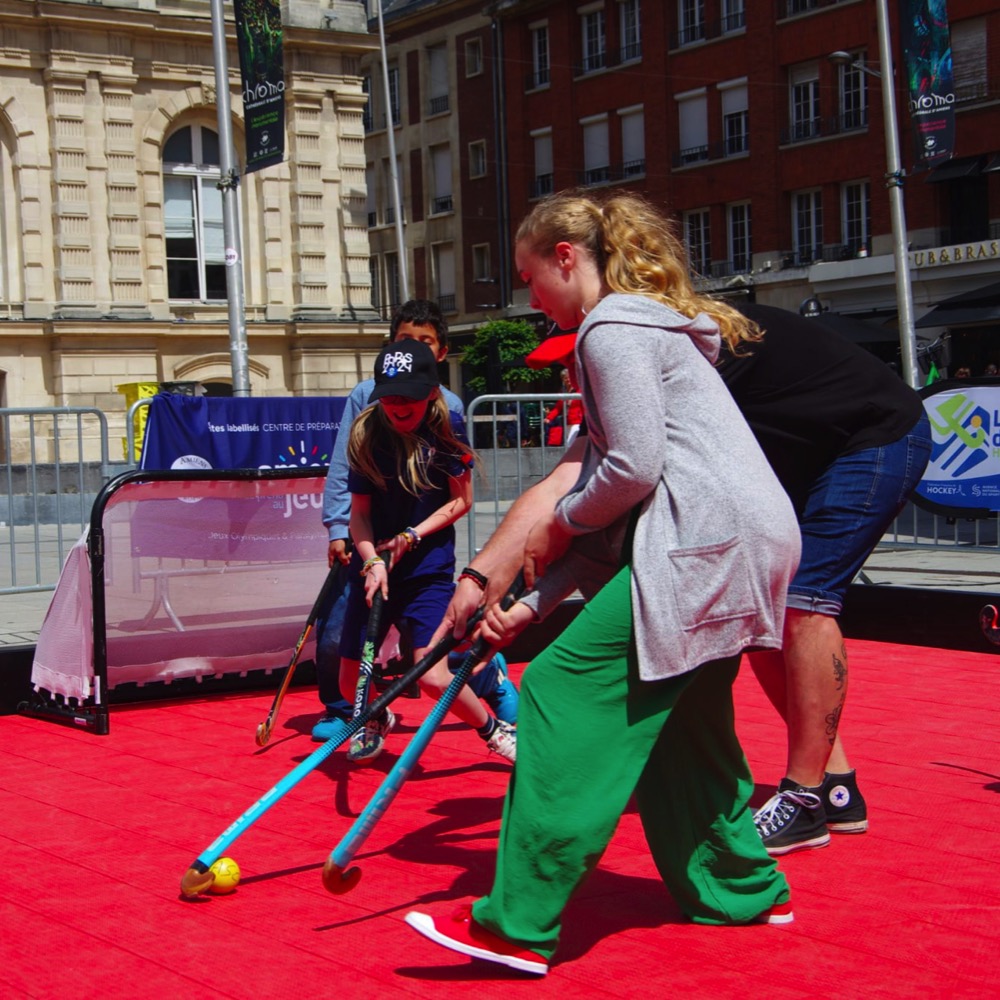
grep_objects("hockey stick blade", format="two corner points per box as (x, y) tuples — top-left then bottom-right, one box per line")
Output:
(980, 604), (1000, 646)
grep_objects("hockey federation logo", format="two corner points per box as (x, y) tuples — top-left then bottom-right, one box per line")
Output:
(381, 350), (414, 379)
(928, 393), (990, 478)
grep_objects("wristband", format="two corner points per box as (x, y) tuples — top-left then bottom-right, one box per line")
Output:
(400, 526), (421, 550)
(458, 566), (488, 591)
(361, 555), (385, 576)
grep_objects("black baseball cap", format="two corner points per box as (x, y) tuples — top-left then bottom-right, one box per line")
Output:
(368, 339), (441, 402)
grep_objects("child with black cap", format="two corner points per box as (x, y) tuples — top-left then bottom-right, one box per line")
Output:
(337, 338), (517, 764)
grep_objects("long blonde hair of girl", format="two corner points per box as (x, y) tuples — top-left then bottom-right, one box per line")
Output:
(347, 393), (475, 496)
(515, 188), (761, 353)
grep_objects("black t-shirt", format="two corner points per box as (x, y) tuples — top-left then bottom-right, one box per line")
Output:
(716, 303), (924, 512)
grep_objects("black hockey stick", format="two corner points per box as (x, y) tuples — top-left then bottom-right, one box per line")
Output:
(254, 563), (345, 747)
(322, 572), (525, 894)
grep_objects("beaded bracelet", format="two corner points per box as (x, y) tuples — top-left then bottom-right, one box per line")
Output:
(458, 566), (488, 591)
(361, 554), (385, 576)
(400, 526), (421, 550)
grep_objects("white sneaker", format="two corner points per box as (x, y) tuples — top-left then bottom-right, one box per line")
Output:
(485, 719), (516, 763)
(347, 709), (396, 764)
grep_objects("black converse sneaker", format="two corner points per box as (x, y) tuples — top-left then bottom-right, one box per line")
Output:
(821, 770), (869, 833)
(753, 778), (831, 855)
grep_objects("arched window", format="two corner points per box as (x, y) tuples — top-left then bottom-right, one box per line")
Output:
(162, 125), (226, 301)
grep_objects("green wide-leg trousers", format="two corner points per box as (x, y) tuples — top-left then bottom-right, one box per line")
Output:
(472, 564), (789, 959)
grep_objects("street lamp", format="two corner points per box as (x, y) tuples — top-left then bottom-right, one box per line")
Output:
(829, 2), (920, 388)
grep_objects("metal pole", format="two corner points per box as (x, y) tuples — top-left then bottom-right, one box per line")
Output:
(377, 0), (409, 300)
(210, 0), (251, 396)
(875, 0), (921, 389)
(491, 17), (511, 310)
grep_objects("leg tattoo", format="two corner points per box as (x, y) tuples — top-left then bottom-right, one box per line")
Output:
(825, 645), (848, 746)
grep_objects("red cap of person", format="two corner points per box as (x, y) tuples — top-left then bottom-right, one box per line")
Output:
(525, 331), (577, 369)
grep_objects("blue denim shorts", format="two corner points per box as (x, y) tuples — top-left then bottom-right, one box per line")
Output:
(788, 412), (932, 615)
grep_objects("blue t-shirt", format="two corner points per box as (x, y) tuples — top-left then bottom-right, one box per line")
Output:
(347, 411), (472, 580)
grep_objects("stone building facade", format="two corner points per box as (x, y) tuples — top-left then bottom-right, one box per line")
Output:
(0, 0), (384, 462)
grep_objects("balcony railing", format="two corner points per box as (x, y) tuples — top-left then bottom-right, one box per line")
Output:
(777, 0), (852, 18)
(579, 166), (612, 187)
(428, 94), (449, 116)
(709, 258), (752, 278)
(531, 173), (554, 199)
(672, 137), (750, 168)
(367, 211), (377, 228)
(670, 12), (746, 49)
(437, 293), (456, 313)
(575, 50), (607, 76)
(525, 67), (550, 90)
(431, 195), (453, 214)
(779, 108), (868, 145)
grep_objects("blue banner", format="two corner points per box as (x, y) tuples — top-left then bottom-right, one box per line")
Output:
(916, 380), (1000, 513)
(140, 395), (346, 472)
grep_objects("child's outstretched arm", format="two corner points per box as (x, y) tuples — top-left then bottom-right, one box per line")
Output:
(377, 470), (472, 562)
(349, 493), (388, 605)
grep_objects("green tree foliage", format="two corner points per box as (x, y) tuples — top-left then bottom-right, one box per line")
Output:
(462, 319), (551, 395)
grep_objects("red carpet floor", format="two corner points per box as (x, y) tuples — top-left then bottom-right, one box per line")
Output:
(2, 640), (998, 999)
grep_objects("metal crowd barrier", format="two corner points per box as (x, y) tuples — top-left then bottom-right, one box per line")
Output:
(3, 398), (999, 606)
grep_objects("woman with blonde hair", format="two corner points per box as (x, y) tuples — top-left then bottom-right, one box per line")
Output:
(405, 189), (801, 974)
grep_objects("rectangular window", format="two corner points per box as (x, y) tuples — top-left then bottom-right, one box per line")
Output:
(468, 140), (487, 179)
(684, 209), (711, 276)
(721, 81), (748, 156)
(952, 18), (987, 103)
(362, 75), (373, 133)
(678, 0), (705, 47)
(532, 129), (554, 198)
(465, 38), (483, 78)
(793, 190), (823, 264)
(388, 66), (400, 127)
(581, 9), (606, 74)
(383, 156), (403, 225)
(472, 243), (491, 282)
(722, 0), (745, 33)
(434, 243), (456, 313)
(369, 256), (382, 315)
(842, 181), (871, 255)
(165, 175), (226, 301)
(431, 145), (453, 214)
(728, 202), (752, 273)
(385, 252), (401, 314)
(790, 64), (820, 140)
(428, 45), (449, 116)
(582, 116), (610, 186)
(677, 90), (708, 164)
(840, 56), (867, 130)
(365, 164), (376, 228)
(620, 0), (641, 62)
(620, 107), (645, 177)
(531, 24), (550, 88)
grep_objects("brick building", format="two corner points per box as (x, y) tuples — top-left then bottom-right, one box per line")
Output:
(370, 0), (1000, 380)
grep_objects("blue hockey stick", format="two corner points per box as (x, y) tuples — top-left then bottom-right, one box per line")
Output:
(178, 608), (483, 898)
(321, 573), (525, 894)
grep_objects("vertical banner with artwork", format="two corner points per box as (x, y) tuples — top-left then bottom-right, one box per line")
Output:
(234, 0), (285, 173)
(899, 0), (955, 170)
